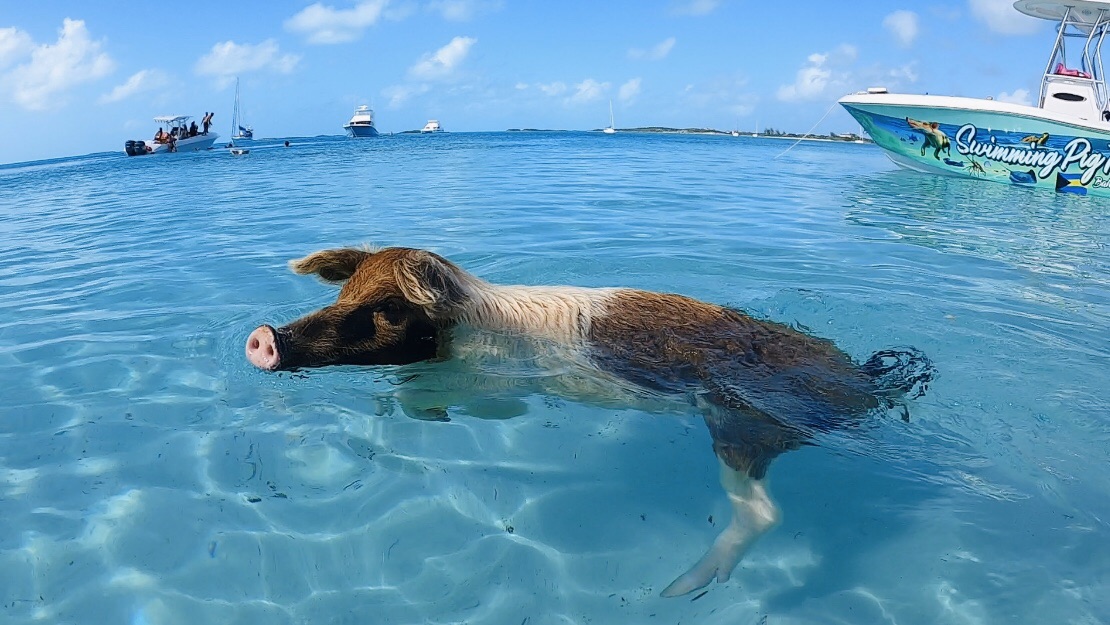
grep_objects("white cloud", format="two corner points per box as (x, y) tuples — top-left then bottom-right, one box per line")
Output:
(628, 37), (676, 61)
(537, 81), (567, 96)
(887, 62), (919, 83)
(285, 0), (389, 44)
(5, 19), (115, 111)
(195, 40), (299, 86)
(671, 0), (720, 16)
(0, 26), (33, 70)
(383, 35), (476, 107)
(969, 0), (1041, 35)
(776, 45), (857, 102)
(883, 10), (919, 47)
(514, 81), (528, 90)
(619, 78), (642, 103)
(408, 36), (476, 80)
(996, 88), (1032, 105)
(428, 0), (502, 21)
(99, 69), (168, 104)
(569, 78), (609, 104)
(680, 75), (755, 117)
(384, 83), (431, 107)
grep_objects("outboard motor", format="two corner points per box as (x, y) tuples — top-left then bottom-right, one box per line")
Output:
(124, 140), (149, 156)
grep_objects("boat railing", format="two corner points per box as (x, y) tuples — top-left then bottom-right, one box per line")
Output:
(1039, 6), (1071, 107)
(1039, 7), (1110, 113)
(1094, 14), (1109, 110)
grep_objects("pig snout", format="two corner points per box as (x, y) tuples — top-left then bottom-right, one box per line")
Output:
(246, 325), (282, 370)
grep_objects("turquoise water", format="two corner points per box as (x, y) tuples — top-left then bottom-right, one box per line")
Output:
(1, 133), (1107, 624)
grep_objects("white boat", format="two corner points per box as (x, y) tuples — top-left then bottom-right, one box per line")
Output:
(840, 0), (1110, 196)
(603, 100), (616, 134)
(231, 77), (253, 141)
(124, 115), (219, 156)
(344, 105), (379, 137)
(420, 119), (444, 133)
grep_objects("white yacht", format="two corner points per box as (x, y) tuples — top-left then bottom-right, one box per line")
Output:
(603, 100), (616, 134)
(344, 105), (379, 137)
(124, 115), (219, 156)
(420, 119), (444, 133)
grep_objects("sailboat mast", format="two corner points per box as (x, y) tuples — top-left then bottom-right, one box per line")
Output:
(232, 78), (239, 137)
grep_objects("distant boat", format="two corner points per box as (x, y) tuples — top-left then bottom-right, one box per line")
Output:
(123, 114), (219, 156)
(421, 119), (444, 133)
(603, 100), (616, 134)
(231, 78), (253, 141)
(344, 105), (379, 137)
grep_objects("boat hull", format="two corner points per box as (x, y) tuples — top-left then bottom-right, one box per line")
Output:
(840, 93), (1110, 196)
(345, 125), (379, 138)
(124, 133), (220, 156)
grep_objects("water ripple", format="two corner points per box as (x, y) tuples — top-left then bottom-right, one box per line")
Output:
(0, 133), (1107, 624)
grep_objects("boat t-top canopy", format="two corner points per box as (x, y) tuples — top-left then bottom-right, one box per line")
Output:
(154, 115), (191, 125)
(1015, 0), (1110, 27)
(1015, 0), (1110, 115)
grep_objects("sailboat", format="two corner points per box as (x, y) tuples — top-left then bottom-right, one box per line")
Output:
(603, 100), (616, 134)
(231, 78), (253, 141)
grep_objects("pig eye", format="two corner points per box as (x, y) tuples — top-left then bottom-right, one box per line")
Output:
(339, 304), (378, 338)
(376, 298), (406, 325)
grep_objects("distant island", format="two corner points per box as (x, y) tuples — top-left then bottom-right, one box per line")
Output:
(507, 126), (872, 143)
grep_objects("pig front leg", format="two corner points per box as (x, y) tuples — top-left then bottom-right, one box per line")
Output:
(660, 457), (780, 597)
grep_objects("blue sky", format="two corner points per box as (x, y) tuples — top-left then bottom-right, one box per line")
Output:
(0, 0), (1051, 164)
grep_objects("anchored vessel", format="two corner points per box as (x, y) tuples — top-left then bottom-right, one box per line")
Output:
(840, 0), (1110, 196)
(231, 77), (253, 141)
(344, 105), (379, 137)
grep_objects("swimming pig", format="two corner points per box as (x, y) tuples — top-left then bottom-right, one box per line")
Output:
(246, 246), (935, 597)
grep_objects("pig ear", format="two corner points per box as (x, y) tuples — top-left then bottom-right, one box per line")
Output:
(393, 250), (468, 318)
(288, 248), (372, 283)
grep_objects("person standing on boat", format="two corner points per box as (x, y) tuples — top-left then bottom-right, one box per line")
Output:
(190, 120), (198, 137)
(202, 112), (212, 135)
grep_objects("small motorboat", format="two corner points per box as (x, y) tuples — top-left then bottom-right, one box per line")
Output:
(839, 0), (1110, 196)
(124, 115), (219, 156)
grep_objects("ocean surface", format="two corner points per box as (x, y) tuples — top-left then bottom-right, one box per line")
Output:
(0, 132), (1107, 625)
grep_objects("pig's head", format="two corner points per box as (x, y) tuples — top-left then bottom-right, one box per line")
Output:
(245, 247), (470, 371)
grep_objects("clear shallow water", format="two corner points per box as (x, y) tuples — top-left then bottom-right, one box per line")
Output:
(0, 133), (1107, 624)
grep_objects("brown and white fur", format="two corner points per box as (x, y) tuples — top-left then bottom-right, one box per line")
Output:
(245, 246), (935, 597)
